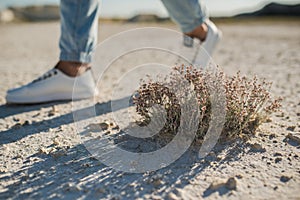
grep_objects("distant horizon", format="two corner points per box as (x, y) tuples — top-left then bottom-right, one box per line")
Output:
(0, 0), (299, 17)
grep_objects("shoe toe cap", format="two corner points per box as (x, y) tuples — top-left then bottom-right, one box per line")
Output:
(6, 86), (29, 103)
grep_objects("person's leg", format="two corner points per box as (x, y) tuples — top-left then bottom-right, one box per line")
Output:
(58, 0), (100, 77)
(161, 0), (208, 40)
(161, 0), (222, 67)
(6, 0), (100, 104)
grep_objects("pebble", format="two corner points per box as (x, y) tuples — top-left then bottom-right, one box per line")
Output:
(250, 143), (266, 152)
(275, 157), (282, 163)
(286, 126), (296, 131)
(150, 174), (164, 187)
(269, 133), (276, 139)
(99, 122), (109, 130)
(52, 138), (60, 146)
(274, 152), (283, 157)
(286, 133), (300, 144)
(112, 125), (120, 130)
(38, 147), (49, 155)
(236, 174), (243, 179)
(167, 192), (179, 200)
(152, 178), (163, 187)
(266, 118), (272, 123)
(12, 120), (30, 129)
(225, 177), (237, 190)
(0, 168), (8, 173)
(64, 183), (82, 192)
(87, 123), (109, 132)
(96, 188), (106, 194)
(280, 175), (292, 183)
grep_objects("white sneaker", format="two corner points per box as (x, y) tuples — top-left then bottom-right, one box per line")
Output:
(195, 20), (222, 68)
(6, 68), (98, 104)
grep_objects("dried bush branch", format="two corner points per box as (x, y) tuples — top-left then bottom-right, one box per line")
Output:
(133, 65), (281, 144)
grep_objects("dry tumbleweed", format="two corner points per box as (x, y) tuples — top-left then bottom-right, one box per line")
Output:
(133, 65), (281, 144)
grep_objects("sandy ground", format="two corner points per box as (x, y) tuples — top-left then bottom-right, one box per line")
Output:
(0, 20), (300, 199)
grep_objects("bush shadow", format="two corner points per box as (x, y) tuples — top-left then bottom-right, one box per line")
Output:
(0, 127), (254, 199)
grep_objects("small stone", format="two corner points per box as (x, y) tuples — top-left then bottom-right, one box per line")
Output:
(225, 177), (237, 190)
(286, 133), (300, 144)
(112, 125), (120, 130)
(280, 175), (292, 183)
(15, 153), (23, 159)
(23, 120), (30, 125)
(103, 131), (111, 135)
(250, 163), (256, 168)
(12, 120), (30, 129)
(99, 122), (109, 130)
(250, 143), (266, 152)
(51, 149), (67, 158)
(269, 133), (276, 139)
(275, 157), (282, 163)
(150, 174), (163, 187)
(96, 188), (106, 193)
(53, 138), (60, 146)
(38, 147), (49, 155)
(266, 118), (272, 123)
(236, 174), (243, 179)
(274, 152), (282, 157)
(87, 122), (109, 132)
(64, 183), (82, 192)
(12, 117), (20, 122)
(0, 168), (8, 173)
(81, 163), (91, 168)
(167, 192), (179, 200)
(152, 179), (162, 187)
(38, 170), (45, 175)
(286, 126), (296, 131)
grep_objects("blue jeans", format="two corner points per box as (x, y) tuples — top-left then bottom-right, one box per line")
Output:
(59, 0), (208, 63)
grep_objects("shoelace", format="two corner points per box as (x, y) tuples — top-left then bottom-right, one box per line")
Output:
(32, 69), (58, 83)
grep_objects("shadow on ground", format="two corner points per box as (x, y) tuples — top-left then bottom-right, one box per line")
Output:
(0, 97), (255, 199)
(0, 96), (132, 145)
(0, 138), (252, 199)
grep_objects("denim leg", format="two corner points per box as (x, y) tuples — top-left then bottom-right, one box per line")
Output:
(59, 0), (100, 63)
(161, 0), (208, 33)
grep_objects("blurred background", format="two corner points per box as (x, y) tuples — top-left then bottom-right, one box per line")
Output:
(0, 0), (299, 23)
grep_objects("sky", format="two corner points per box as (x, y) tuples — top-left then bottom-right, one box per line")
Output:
(0, 0), (299, 17)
